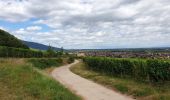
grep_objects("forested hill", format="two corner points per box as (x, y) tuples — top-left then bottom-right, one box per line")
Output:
(0, 29), (29, 49)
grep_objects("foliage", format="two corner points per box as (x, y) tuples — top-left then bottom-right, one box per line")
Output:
(0, 29), (29, 49)
(147, 59), (170, 82)
(46, 45), (56, 57)
(68, 56), (75, 64)
(28, 58), (63, 69)
(0, 29), (64, 58)
(0, 46), (65, 58)
(83, 57), (170, 83)
(70, 61), (170, 99)
(0, 46), (43, 58)
(0, 59), (81, 100)
(61, 47), (64, 54)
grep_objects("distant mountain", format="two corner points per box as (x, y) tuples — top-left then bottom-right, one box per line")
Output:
(0, 29), (29, 49)
(22, 41), (61, 51)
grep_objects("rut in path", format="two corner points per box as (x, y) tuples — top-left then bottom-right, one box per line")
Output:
(51, 60), (134, 100)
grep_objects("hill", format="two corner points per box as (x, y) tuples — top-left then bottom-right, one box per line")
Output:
(0, 29), (29, 49)
(22, 41), (61, 51)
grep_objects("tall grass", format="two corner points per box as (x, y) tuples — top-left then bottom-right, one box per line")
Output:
(0, 59), (81, 100)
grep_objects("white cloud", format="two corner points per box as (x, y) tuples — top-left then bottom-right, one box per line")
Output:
(0, 26), (6, 30)
(0, 0), (31, 22)
(26, 26), (42, 31)
(0, 0), (170, 49)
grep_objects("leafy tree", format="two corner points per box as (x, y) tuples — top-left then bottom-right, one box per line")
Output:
(61, 47), (64, 54)
(46, 45), (56, 57)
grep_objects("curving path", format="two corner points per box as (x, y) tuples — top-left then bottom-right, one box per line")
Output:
(51, 60), (134, 100)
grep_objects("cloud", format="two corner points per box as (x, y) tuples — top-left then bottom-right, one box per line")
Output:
(0, 0), (170, 49)
(0, 26), (5, 30)
(26, 26), (42, 31)
(0, 0), (31, 22)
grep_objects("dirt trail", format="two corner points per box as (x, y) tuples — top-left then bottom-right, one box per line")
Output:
(51, 60), (134, 100)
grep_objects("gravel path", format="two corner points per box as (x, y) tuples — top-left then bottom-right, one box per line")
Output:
(51, 60), (134, 100)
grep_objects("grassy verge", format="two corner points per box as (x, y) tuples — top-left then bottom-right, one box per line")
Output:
(70, 61), (170, 100)
(0, 58), (81, 100)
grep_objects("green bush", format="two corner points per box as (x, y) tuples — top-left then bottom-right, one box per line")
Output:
(83, 57), (170, 83)
(28, 58), (63, 69)
(68, 56), (75, 64)
(147, 59), (170, 82)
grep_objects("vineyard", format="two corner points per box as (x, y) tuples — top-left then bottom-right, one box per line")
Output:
(83, 57), (170, 83)
(0, 46), (43, 58)
(0, 46), (63, 58)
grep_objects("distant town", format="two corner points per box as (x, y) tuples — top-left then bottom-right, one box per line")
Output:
(70, 48), (170, 59)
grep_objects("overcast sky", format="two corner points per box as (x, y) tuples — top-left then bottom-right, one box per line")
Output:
(0, 0), (170, 49)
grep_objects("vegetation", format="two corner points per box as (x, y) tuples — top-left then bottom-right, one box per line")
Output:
(0, 46), (43, 58)
(0, 29), (29, 49)
(83, 57), (170, 83)
(46, 45), (57, 57)
(68, 56), (75, 64)
(0, 29), (65, 58)
(0, 59), (81, 100)
(28, 58), (63, 69)
(44, 46), (64, 57)
(70, 61), (170, 100)
(0, 46), (66, 58)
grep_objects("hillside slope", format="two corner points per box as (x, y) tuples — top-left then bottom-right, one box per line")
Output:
(0, 29), (29, 49)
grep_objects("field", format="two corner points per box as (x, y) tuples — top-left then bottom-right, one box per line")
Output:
(0, 58), (81, 100)
(70, 60), (170, 100)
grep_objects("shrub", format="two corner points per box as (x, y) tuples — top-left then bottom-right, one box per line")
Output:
(28, 58), (63, 69)
(68, 56), (75, 64)
(147, 59), (170, 82)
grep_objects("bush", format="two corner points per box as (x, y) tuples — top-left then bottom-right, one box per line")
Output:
(68, 56), (75, 64)
(28, 58), (63, 69)
(147, 59), (170, 82)
(83, 57), (170, 83)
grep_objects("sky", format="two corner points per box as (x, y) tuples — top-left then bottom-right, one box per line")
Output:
(0, 0), (170, 49)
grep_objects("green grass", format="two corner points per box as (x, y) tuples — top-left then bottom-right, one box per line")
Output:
(0, 58), (81, 100)
(70, 61), (170, 100)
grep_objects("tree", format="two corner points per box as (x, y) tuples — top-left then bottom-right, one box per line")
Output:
(61, 47), (64, 54)
(47, 45), (56, 57)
